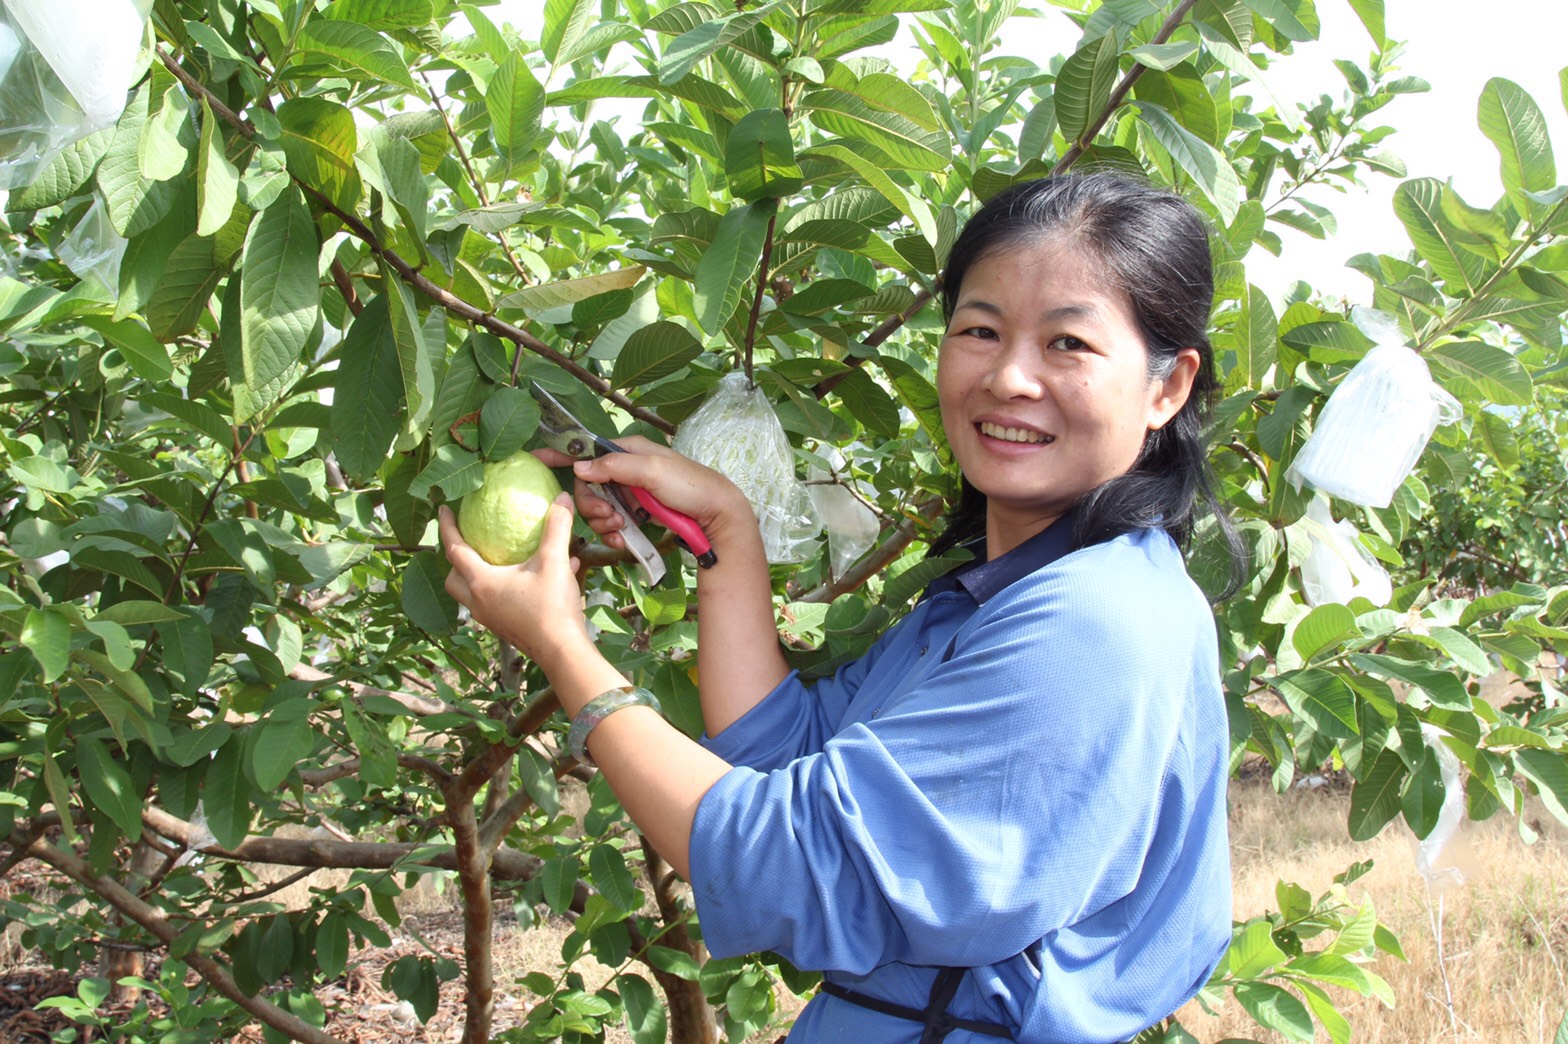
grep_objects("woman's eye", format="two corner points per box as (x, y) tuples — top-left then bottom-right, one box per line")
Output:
(958, 326), (998, 340)
(1048, 335), (1089, 352)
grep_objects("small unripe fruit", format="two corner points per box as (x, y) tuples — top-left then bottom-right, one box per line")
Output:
(458, 452), (564, 565)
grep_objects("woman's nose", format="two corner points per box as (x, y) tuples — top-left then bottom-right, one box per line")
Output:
(982, 346), (1044, 399)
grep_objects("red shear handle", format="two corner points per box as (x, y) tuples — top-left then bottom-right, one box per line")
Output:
(626, 485), (718, 568)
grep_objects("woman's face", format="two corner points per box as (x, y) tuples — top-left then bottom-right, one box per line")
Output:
(936, 238), (1198, 552)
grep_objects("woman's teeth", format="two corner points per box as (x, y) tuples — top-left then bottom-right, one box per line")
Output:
(979, 422), (1052, 444)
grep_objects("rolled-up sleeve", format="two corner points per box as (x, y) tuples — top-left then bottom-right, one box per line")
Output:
(688, 561), (1203, 975)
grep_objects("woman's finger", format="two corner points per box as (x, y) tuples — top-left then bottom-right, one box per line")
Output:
(532, 447), (578, 469)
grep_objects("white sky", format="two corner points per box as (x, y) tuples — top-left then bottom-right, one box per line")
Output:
(495, 0), (1567, 307)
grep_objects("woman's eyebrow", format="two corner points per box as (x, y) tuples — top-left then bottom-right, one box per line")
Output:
(952, 298), (1004, 316)
(1042, 303), (1097, 321)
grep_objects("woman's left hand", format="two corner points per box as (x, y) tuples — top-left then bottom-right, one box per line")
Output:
(439, 494), (592, 673)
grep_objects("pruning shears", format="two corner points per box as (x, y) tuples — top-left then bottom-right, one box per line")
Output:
(530, 382), (717, 586)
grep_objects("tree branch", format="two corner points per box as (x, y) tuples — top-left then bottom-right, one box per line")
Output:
(796, 496), (945, 604)
(141, 807), (542, 881)
(476, 747), (576, 853)
(811, 281), (940, 398)
(23, 834), (346, 1044)
(1051, 0), (1201, 173)
(450, 798), (493, 1044)
(288, 663), (459, 718)
(743, 210), (779, 386)
(157, 47), (674, 436)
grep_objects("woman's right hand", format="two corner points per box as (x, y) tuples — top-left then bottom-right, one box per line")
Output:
(546, 437), (756, 552)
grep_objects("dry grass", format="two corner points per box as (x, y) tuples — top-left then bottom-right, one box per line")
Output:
(1176, 779), (1568, 1043)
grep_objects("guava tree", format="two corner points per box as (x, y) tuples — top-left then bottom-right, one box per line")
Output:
(1, 1), (1566, 1042)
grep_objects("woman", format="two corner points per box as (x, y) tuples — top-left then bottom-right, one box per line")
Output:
(441, 173), (1238, 1043)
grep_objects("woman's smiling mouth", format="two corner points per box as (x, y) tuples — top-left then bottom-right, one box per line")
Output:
(978, 421), (1054, 445)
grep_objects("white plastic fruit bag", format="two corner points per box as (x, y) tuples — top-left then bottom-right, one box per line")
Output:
(1287, 308), (1462, 508)
(673, 372), (822, 564)
(808, 458), (878, 579)
(0, 0), (150, 190)
(56, 197), (126, 292)
(1298, 495), (1392, 607)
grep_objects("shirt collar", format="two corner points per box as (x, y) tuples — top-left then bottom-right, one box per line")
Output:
(925, 511), (1078, 605)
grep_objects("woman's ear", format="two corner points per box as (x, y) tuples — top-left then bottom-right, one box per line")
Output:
(1146, 348), (1201, 431)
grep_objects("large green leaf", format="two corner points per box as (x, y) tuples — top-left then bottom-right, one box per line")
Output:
(692, 202), (775, 337)
(1474, 408), (1520, 467)
(801, 89), (951, 171)
(145, 234), (225, 341)
(21, 607), (71, 683)
(1054, 30), (1120, 145)
(1274, 668), (1358, 738)
(1399, 745), (1446, 839)
(1344, 0), (1385, 48)
(725, 109), (803, 201)
(478, 386), (541, 460)
(80, 317), (173, 382)
(542, 0), (597, 64)
(11, 127), (113, 210)
(237, 186), (319, 421)
(1348, 653), (1470, 709)
(77, 738), (143, 841)
(277, 97), (362, 213)
(250, 706), (314, 791)
(325, 0), (434, 30)
(402, 551), (460, 634)
(834, 368), (901, 438)
(1426, 341), (1533, 406)
(1232, 982), (1314, 1042)
(487, 50), (546, 174)
(1227, 919), (1288, 978)
(1133, 67), (1218, 145)
(1132, 102), (1242, 223)
(97, 83), (185, 237)
(618, 974), (668, 1044)
(811, 143), (937, 246)
(496, 267), (647, 313)
(384, 271), (436, 439)
(1393, 179), (1496, 295)
(330, 296), (405, 480)
(1477, 77), (1556, 220)
(203, 734), (254, 850)
(1231, 283), (1277, 389)
(410, 444), (487, 501)
(611, 321), (704, 388)
(1347, 748), (1406, 841)
(294, 20), (422, 91)
(657, 2), (781, 85)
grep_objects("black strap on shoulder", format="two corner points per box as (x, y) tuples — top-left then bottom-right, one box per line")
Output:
(818, 967), (1015, 1042)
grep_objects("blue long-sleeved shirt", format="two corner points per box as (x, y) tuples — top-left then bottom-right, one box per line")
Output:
(688, 521), (1232, 1043)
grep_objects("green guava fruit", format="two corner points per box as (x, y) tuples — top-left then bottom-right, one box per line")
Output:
(458, 452), (564, 565)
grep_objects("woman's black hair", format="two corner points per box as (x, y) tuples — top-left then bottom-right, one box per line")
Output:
(927, 172), (1245, 597)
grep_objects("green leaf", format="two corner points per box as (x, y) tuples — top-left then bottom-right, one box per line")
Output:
(11, 127), (113, 210)
(725, 108), (803, 201)
(1474, 409), (1520, 467)
(330, 296), (404, 480)
(801, 88), (951, 171)
(277, 97), (362, 213)
(410, 444), (486, 501)
(588, 844), (638, 912)
(251, 711), (314, 791)
(197, 100), (240, 237)
(1478, 77), (1556, 219)
(325, 0), (434, 31)
(1393, 179), (1495, 295)
(811, 143), (936, 245)
(21, 608), (71, 683)
(76, 737), (143, 841)
(1426, 341), (1533, 406)
(657, 3), (780, 85)
(203, 734), (254, 850)
(402, 551), (459, 634)
(1055, 30), (1120, 144)
(294, 20), (421, 91)
(543, 0), (596, 64)
(541, 857), (577, 914)
(1516, 748), (1568, 826)
(97, 84), (184, 237)
(1348, 653), (1470, 709)
(1344, 0), (1385, 48)
(1132, 102), (1242, 223)
(835, 368), (901, 438)
(1232, 283), (1277, 389)
(1274, 668), (1358, 737)
(617, 974), (668, 1044)
(237, 185), (319, 421)
(317, 913), (350, 980)
(1291, 604), (1358, 661)
(1227, 918), (1288, 978)
(145, 234), (226, 341)
(1400, 745), (1446, 839)
(1133, 67), (1217, 145)
(692, 202), (775, 337)
(496, 267), (647, 313)
(1294, 980), (1352, 1044)
(1232, 982), (1314, 1042)
(80, 317), (173, 382)
(488, 51), (546, 175)
(385, 272), (435, 439)
(139, 70), (192, 182)
(1348, 748), (1406, 841)
(611, 321), (704, 388)
(479, 386), (541, 461)
(1128, 41), (1199, 71)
